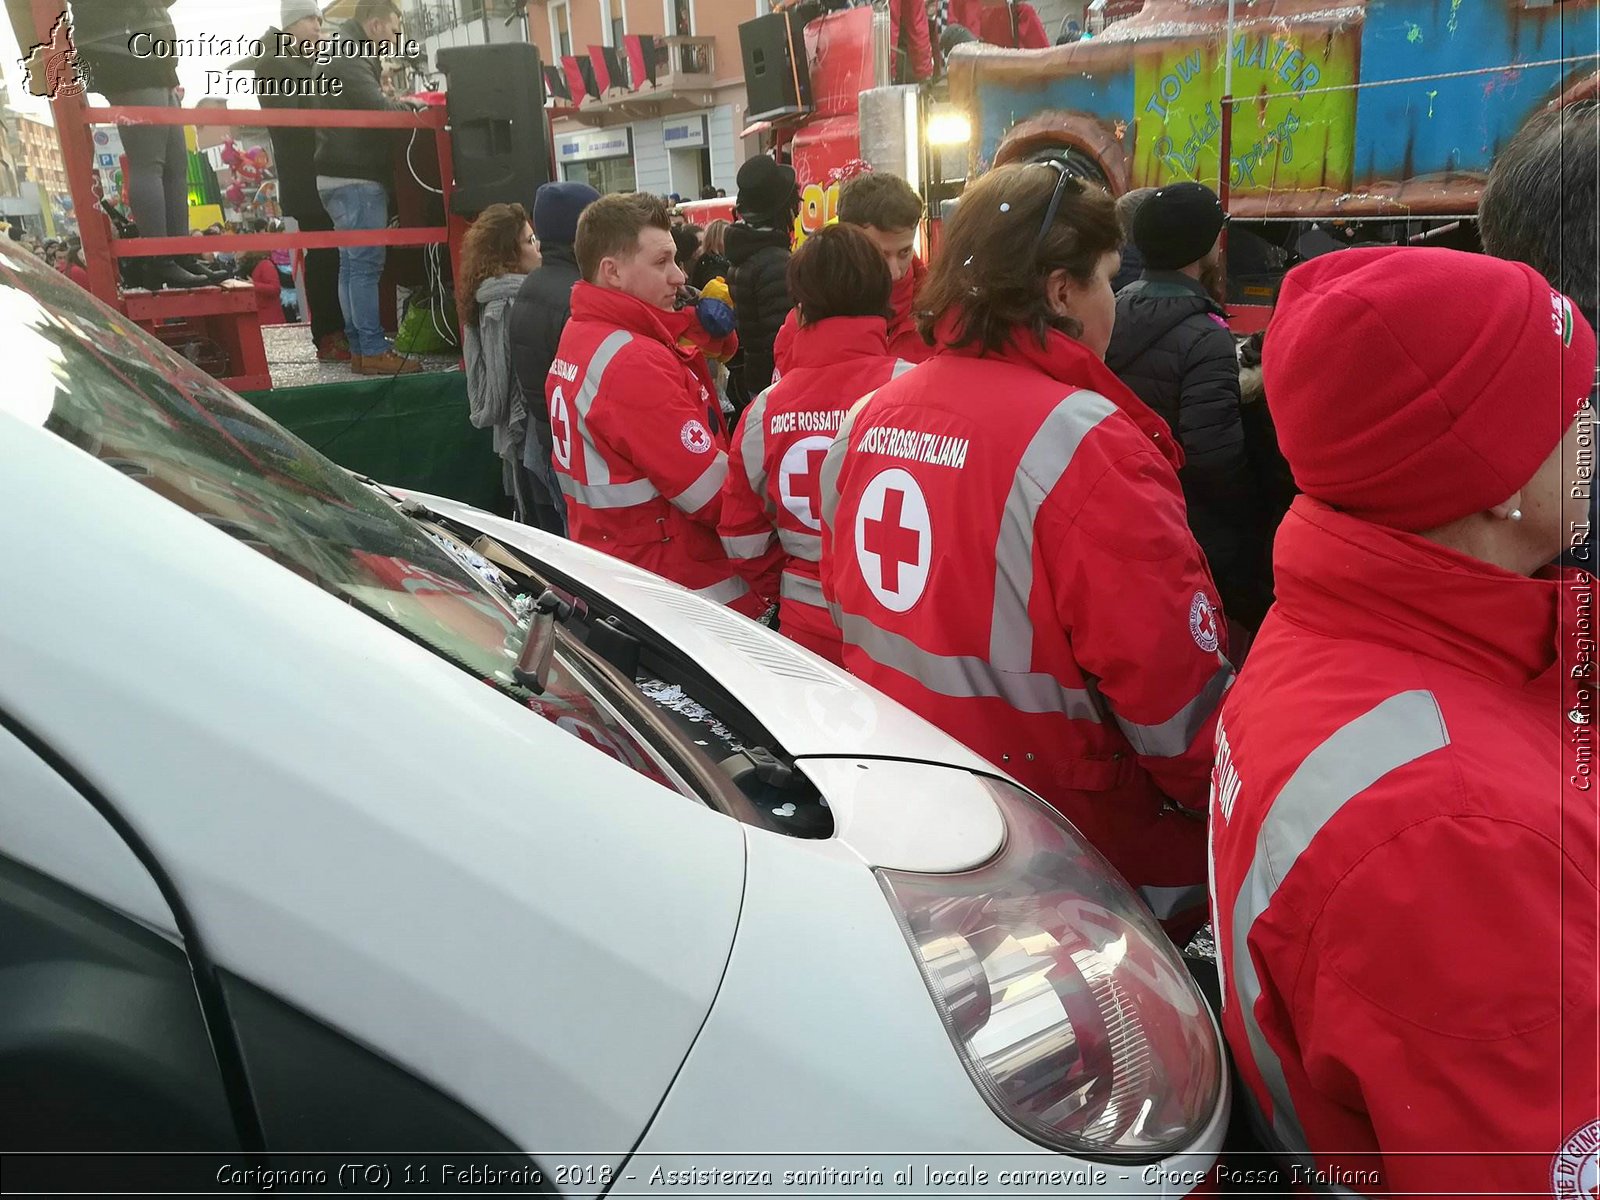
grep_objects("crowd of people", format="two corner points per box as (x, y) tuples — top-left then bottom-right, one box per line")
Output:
(8, 217), (302, 325)
(457, 94), (1600, 1192)
(20, 1), (428, 376)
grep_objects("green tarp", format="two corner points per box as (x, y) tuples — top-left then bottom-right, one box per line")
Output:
(243, 371), (506, 514)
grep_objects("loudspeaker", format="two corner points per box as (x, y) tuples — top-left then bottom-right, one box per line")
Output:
(739, 10), (813, 124)
(437, 42), (553, 217)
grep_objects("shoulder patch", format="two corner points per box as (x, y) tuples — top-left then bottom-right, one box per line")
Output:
(1552, 1120), (1600, 1199)
(680, 419), (713, 454)
(1189, 590), (1221, 653)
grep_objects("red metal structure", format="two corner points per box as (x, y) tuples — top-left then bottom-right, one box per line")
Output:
(29, 0), (470, 393)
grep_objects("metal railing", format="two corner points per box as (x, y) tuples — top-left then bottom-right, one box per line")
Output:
(29, 0), (470, 390)
(660, 35), (715, 83)
(408, 0), (516, 40)
(406, 2), (465, 39)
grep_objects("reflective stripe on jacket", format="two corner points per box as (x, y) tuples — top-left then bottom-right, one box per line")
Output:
(547, 282), (765, 616)
(720, 315), (913, 663)
(1208, 498), (1600, 1195)
(821, 321), (1231, 926)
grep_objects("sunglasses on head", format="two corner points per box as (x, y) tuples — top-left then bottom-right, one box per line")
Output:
(1030, 158), (1085, 260)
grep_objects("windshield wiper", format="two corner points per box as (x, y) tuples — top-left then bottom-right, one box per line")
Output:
(513, 589), (576, 695)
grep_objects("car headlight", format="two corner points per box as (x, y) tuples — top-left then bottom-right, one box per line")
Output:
(877, 779), (1220, 1160)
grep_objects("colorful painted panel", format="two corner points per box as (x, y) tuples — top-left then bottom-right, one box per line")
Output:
(1132, 26), (1358, 197)
(1354, 0), (1596, 187)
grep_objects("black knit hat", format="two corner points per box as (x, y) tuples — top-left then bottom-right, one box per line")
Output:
(736, 155), (798, 222)
(1132, 182), (1227, 270)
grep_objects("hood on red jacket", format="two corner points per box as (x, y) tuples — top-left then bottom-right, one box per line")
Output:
(932, 311), (1185, 472)
(775, 257), (930, 377)
(887, 257), (933, 362)
(785, 314), (891, 371)
(569, 281), (708, 367)
(1271, 496), (1567, 686)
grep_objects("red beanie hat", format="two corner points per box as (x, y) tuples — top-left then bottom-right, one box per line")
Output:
(1264, 246), (1597, 532)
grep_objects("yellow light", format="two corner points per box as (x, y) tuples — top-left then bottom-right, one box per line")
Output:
(926, 111), (973, 148)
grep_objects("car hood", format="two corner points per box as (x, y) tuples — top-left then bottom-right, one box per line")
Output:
(402, 490), (1001, 774)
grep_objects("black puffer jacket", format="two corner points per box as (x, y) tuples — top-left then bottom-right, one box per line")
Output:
(1105, 270), (1263, 625)
(509, 243), (581, 469)
(725, 221), (792, 402)
(689, 250), (730, 291)
(67, 0), (179, 92)
(314, 19), (411, 183)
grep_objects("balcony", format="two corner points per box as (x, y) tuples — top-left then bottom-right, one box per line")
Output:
(406, 0), (517, 41)
(567, 35), (718, 126)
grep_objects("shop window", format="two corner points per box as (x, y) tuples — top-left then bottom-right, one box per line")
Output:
(563, 156), (637, 195)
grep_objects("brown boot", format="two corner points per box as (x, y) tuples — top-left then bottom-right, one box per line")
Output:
(355, 349), (422, 376)
(317, 332), (352, 362)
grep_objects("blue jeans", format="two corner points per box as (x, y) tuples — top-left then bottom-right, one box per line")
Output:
(318, 181), (389, 358)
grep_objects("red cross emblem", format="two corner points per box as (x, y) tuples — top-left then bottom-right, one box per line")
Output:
(1189, 590), (1220, 652)
(866, 490), (919, 591)
(779, 435), (832, 530)
(550, 386), (572, 469)
(854, 468), (931, 613)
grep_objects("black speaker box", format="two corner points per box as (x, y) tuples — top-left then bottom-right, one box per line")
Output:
(436, 42), (553, 216)
(739, 10), (813, 124)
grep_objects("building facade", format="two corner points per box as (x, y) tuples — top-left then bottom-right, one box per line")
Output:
(15, 116), (67, 202)
(13, 114), (71, 232)
(407, 0), (757, 198)
(541, 0), (756, 196)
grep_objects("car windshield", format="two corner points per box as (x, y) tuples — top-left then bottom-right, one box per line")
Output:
(0, 246), (680, 788)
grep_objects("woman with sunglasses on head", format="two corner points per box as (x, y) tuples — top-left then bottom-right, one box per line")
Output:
(819, 162), (1232, 936)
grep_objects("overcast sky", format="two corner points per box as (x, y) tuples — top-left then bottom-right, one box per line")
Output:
(3, 0), (288, 121)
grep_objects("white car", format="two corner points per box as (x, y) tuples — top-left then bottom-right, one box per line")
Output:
(0, 248), (1227, 1194)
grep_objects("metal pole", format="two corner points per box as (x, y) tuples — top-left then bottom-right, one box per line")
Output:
(1218, 0), (1235, 223)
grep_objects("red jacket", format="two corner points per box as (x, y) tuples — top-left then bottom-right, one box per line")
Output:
(820, 321), (1231, 928)
(251, 258), (286, 325)
(948, 0), (1050, 48)
(721, 316), (914, 663)
(546, 282), (766, 617)
(1209, 498), (1600, 1196)
(773, 256), (931, 381)
(889, 0), (934, 81)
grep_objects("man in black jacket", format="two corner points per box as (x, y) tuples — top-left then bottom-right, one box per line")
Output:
(314, 0), (423, 376)
(1105, 182), (1264, 627)
(726, 155), (798, 411)
(510, 181), (600, 534)
(237, 2), (346, 361)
